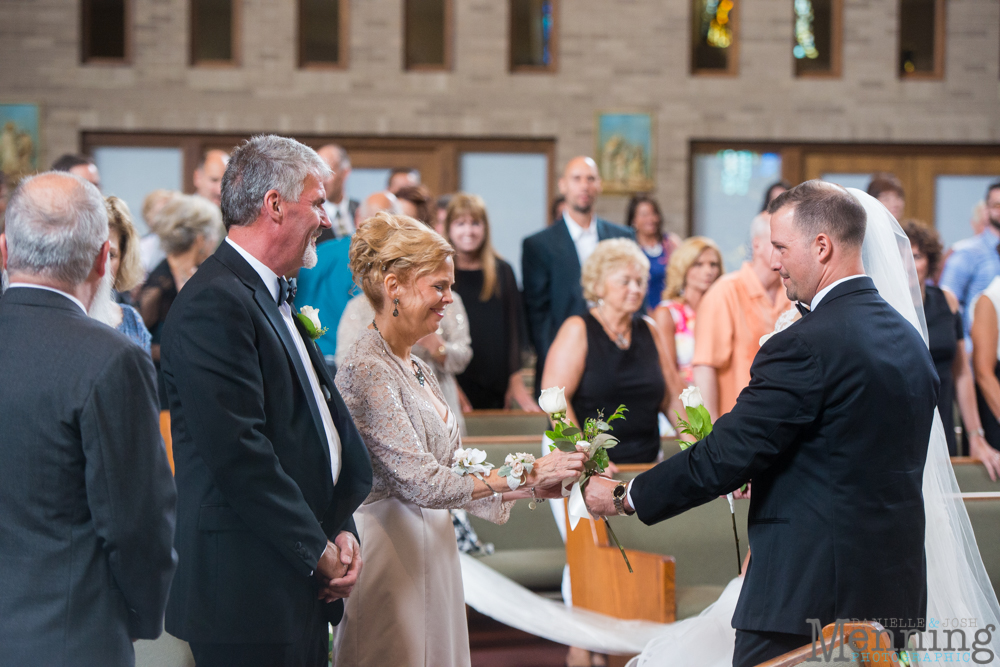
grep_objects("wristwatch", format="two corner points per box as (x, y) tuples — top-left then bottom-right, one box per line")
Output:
(612, 481), (634, 516)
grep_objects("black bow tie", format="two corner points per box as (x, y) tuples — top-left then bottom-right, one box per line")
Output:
(277, 277), (297, 306)
(795, 301), (811, 317)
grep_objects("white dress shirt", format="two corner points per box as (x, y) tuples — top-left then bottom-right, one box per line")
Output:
(563, 212), (599, 267)
(8, 283), (87, 314)
(809, 275), (867, 312)
(225, 237), (343, 484)
(323, 198), (355, 239)
(625, 273), (871, 513)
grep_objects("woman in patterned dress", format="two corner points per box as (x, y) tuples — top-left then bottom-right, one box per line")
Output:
(653, 237), (723, 386)
(332, 212), (586, 667)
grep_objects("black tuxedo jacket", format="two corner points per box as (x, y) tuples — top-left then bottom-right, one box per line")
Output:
(521, 217), (634, 366)
(630, 278), (938, 636)
(0, 288), (177, 666)
(161, 241), (373, 644)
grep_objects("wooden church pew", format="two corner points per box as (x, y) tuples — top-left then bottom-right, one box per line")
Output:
(758, 621), (900, 667)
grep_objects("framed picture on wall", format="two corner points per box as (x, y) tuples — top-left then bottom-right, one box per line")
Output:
(0, 103), (40, 179)
(595, 112), (654, 194)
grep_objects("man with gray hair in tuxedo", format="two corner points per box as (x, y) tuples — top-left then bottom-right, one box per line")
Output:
(0, 171), (177, 667)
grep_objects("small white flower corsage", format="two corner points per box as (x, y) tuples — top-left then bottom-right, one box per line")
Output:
(296, 305), (329, 341)
(451, 448), (494, 479)
(497, 452), (536, 491)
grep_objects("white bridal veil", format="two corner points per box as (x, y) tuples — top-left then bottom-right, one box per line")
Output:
(462, 186), (1000, 664)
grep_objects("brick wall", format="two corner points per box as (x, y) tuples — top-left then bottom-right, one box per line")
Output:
(1, 0), (998, 231)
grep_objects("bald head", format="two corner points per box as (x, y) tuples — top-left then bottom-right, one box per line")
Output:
(193, 149), (230, 206)
(356, 191), (402, 229)
(559, 156), (601, 218)
(2, 171), (108, 286)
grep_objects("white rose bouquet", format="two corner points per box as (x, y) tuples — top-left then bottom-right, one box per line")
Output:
(541, 386), (632, 573)
(674, 387), (744, 575)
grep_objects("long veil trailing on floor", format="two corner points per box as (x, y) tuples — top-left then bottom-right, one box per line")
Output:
(462, 186), (1000, 664)
(625, 187), (1000, 665)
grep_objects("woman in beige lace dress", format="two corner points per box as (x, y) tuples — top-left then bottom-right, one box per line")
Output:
(333, 213), (586, 666)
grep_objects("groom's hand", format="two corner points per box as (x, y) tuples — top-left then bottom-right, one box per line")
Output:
(317, 532), (363, 602)
(583, 475), (624, 517)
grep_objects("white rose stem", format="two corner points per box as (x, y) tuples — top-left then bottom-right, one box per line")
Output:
(726, 493), (742, 575)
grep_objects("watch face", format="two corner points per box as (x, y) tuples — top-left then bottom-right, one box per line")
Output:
(613, 484), (626, 499)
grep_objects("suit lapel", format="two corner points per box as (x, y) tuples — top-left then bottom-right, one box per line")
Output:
(252, 284), (334, 473)
(551, 218), (581, 273)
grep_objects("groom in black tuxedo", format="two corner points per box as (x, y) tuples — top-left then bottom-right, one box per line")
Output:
(586, 181), (938, 667)
(161, 135), (373, 667)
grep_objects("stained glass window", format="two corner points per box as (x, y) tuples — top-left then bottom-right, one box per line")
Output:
(692, 0), (737, 74)
(191, 0), (235, 64)
(900, 0), (944, 78)
(511, 0), (556, 71)
(793, 0), (840, 76)
(405, 0), (450, 70)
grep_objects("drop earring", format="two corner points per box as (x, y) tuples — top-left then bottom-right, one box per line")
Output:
(392, 298), (399, 317)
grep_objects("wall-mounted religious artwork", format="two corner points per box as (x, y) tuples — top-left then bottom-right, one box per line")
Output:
(0, 104), (40, 179)
(596, 112), (654, 194)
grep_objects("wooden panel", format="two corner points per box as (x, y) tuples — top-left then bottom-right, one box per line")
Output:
(565, 508), (676, 624)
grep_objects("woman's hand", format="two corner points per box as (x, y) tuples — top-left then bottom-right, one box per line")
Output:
(526, 449), (587, 489)
(969, 435), (1000, 482)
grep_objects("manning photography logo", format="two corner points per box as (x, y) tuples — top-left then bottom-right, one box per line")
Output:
(805, 617), (996, 664)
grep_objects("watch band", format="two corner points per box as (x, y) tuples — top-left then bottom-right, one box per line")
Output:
(612, 481), (633, 516)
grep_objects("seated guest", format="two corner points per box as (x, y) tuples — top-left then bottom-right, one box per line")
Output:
(445, 193), (539, 411)
(626, 194), (679, 314)
(904, 220), (989, 458)
(191, 149), (229, 207)
(867, 172), (906, 221)
(653, 236), (724, 386)
(139, 194), (222, 405)
(693, 212), (790, 419)
(543, 238), (680, 464)
(968, 277), (1000, 480)
(88, 196), (153, 352)
(316, 144), (358, 242)
(0, 171), (176, 665)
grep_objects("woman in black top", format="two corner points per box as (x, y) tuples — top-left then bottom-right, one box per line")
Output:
(542, 238), (682, 464)
(445, 193), (539, 411)
(904, 220), (988, 457)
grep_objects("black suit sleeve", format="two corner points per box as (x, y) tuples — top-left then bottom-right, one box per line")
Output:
(165, 286), (329, 577)
(521, 235), (551, 358)
(630, 331), (824, 525)
(80, 345), (177, 640)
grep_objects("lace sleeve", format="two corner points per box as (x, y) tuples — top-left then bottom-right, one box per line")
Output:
(439, 293), (473, 376)
(336, 356), (476, 509)
(420, 364), (512, 525)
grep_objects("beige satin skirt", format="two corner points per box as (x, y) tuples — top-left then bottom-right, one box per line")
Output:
(332, 497), (470, 667)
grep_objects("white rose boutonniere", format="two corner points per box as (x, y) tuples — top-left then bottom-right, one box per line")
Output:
(538, 386), (568, 417)
(296, 305), (329, 341)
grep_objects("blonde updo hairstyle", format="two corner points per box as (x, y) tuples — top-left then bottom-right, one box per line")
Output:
(580, 238), (650, 303)
(350, 211), (456, 312)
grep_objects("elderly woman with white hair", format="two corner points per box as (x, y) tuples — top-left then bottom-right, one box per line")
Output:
(138, 193), (222, 405)
(543, 238), (680, 465)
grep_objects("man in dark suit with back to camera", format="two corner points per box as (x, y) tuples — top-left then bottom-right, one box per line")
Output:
(0, 171), (177, 667)
(522, 156), (634, 394)
(585, 180), (938, 667)
(161, 135), (373, 667)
